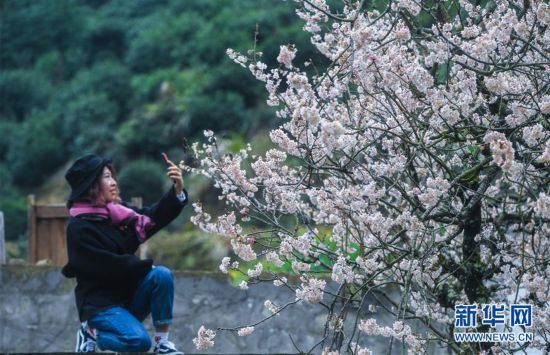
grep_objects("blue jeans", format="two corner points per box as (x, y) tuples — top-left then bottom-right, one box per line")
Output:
(87, 266), (174, 352)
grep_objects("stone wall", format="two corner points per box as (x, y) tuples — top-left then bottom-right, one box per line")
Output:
(0, 266), (402, 354)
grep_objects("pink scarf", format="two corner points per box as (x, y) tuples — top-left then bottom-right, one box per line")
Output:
(69, 202), (154, 242)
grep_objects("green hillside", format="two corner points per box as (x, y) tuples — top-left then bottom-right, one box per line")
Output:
(0, 0), (321, 264)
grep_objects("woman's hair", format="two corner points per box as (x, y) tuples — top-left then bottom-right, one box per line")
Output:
(66, 164), (120, 208)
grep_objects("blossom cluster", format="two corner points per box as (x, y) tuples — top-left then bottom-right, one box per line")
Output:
(192, 326), (216, 350)
(359, 319), (424, 352)
(190, 0), (549, 352)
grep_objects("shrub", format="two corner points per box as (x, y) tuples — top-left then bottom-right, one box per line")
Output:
(117, 159), (166, 205)
(61, 92), (118, 156)
(5, 112), (66, 187)
(0, 196), (26, 243)
(146, 230), (227, 271)
(0, 70), (51, 121)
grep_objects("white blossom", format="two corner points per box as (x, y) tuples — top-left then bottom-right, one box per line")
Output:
(277, 45), (297, 68)
(534, 193), (550, 219)
(219, 257), (231, 274)
(247, 263), (263, 278)
(264, 299), (280, 314)
(192, 326), (216, 350)
(194, 1), (550, 351)
(296, 277), (326, 304)
(237, 326), (255, 336)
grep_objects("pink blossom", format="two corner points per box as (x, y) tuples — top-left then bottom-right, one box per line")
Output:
(273, 277), (287, 287)
(266, 251), (284, 267)
(536, 141), (550, 163)
(264, 299), (280, 314)
(237, 326), (254, 336)
(277, 45), (297, 68)
(534, 193), (550, 219)
(539, 95), (550, 114)
(393, 0), (421, 15)
(230, 239), (257, 261)
(291, 261), (311, 273)
(522, 124), (546, 147)
(350, 343), (373, 355)
(203, 129), (214, 138)
(226, 48), (248, 68)
(247, 263), (263, 278)
(192, 326), (216, 350)
(395, 21), (411, 41)
(484, 132), (515, 172)
(331, 256), (355, 284)
(537, 3), (550, 25)
(219, 257), (231, 274)
(191, 0), (549, 350)
(296, 276), (326, 304)
(292, 232), (312, 256)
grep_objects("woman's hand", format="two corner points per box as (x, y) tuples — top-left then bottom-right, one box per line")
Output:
(166, 159), (184, 194)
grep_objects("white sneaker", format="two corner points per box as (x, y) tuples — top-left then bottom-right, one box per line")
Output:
(75, 324), (97, 352)
(155, 340), (184, 355)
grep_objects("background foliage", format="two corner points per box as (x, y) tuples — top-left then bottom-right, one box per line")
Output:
(0, 0), (322, 264)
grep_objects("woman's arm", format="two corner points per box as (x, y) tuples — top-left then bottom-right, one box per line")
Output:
(124, 185), (188, 239)
(125, 156), (187, 239)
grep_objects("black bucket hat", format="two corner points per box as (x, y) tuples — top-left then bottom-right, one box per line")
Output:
(65, 154), (112, 202)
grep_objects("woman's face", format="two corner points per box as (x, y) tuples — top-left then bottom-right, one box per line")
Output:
(99, 166), (119, 204)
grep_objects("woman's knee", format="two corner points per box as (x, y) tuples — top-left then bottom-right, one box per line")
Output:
(90, 307), (152, 352)
(97, 331), (151, 352)
(151, 265), (174, 283)
(121, 332), (152, 352)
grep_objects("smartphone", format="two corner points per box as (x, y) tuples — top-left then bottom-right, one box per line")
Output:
(161, 152), (171, 166)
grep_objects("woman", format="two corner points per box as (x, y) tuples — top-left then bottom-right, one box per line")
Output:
(62, 154), (188, 354)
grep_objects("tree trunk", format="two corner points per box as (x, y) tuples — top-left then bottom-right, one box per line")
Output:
(462, 199), (493, 351)
(463, 200), (483, 303)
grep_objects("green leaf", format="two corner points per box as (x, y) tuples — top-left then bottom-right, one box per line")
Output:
(228, 269), (249, 287)
(386, 252), (397, 264)
(459, 169), (480, 184)
(467, 145), (480, 156)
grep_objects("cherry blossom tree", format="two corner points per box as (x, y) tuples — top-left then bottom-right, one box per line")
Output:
(187, 0), (549, 353)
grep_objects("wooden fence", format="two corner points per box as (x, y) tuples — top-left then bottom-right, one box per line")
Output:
(27, 195), (146, 266)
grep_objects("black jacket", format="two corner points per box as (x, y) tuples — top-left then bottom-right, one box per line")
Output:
(62, 186), (188, 321)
